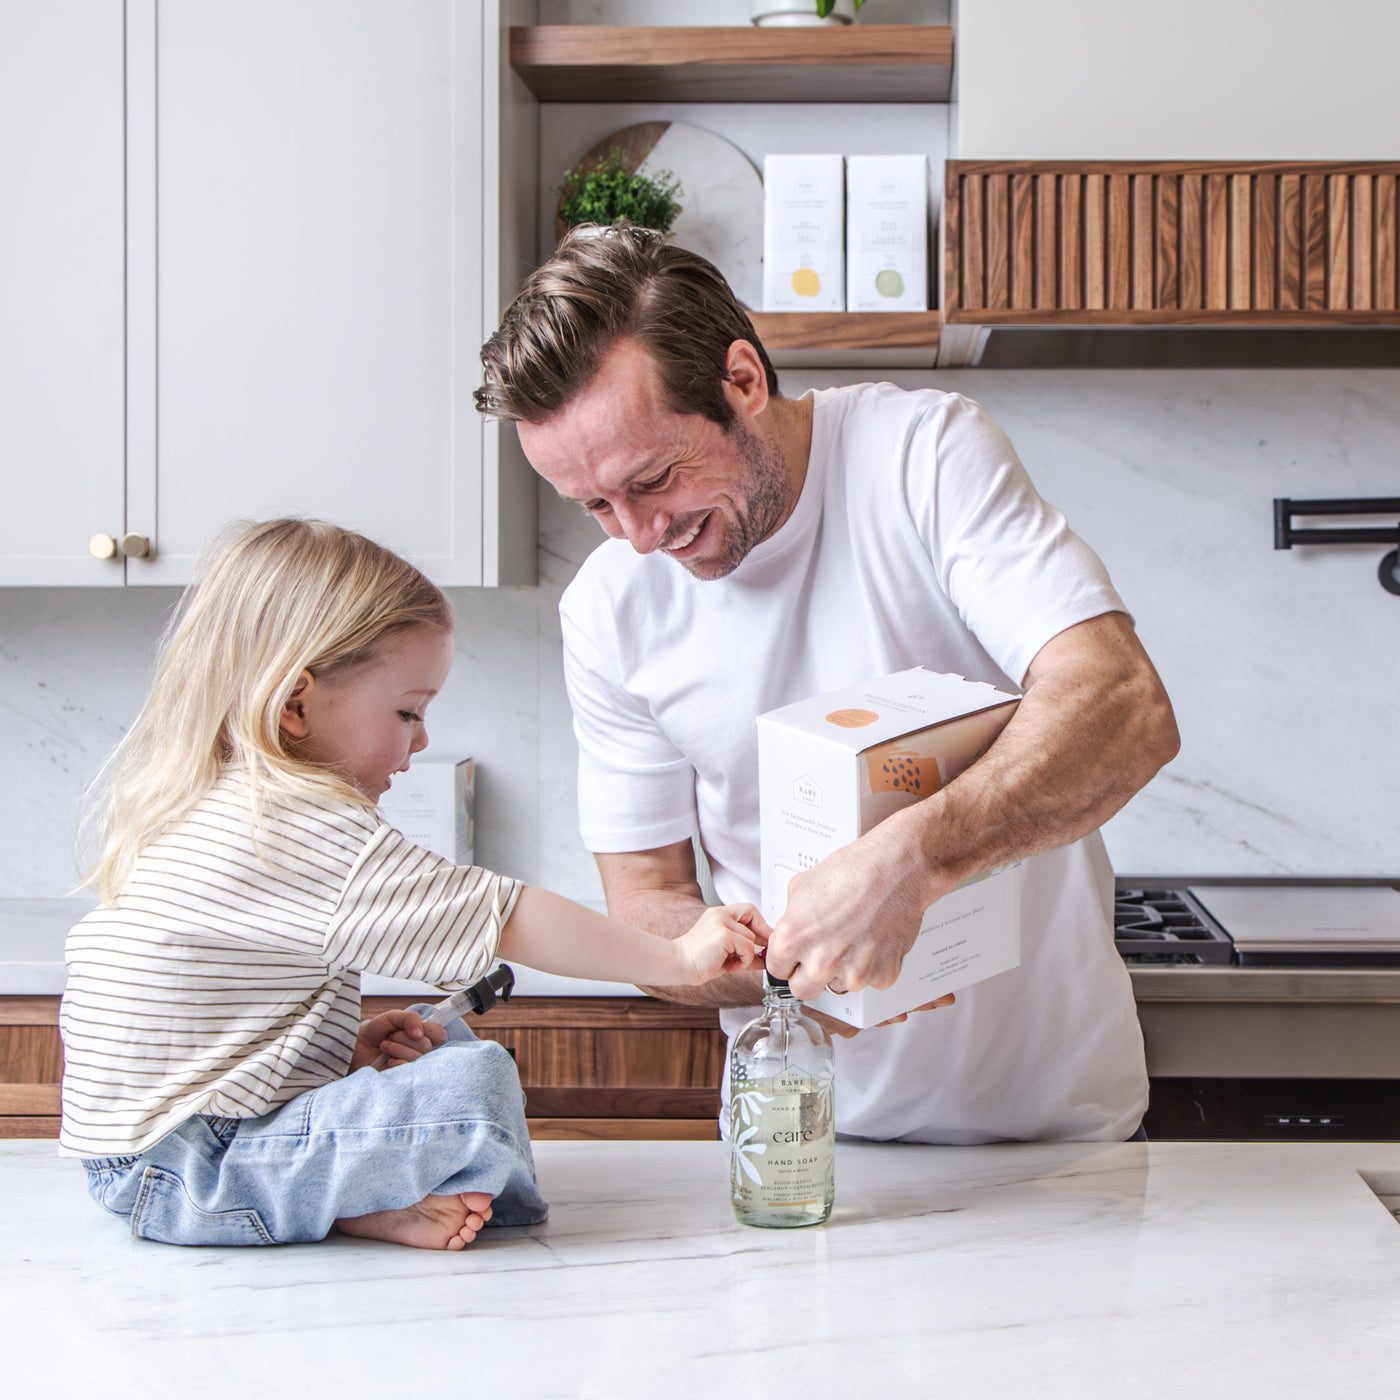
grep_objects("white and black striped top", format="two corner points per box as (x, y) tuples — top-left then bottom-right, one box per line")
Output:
(59, 771), (522, 1158)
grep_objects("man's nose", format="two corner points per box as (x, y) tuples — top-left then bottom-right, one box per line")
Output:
(611, 498), (669, 555)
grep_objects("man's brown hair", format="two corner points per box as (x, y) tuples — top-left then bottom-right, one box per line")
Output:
(475, 223), (778, 428)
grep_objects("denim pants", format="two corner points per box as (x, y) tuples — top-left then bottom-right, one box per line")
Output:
(81, 1012), (548, 1246)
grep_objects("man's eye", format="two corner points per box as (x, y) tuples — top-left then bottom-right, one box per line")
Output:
(582, 500), (611, 516)
(637, 468), (675, 492)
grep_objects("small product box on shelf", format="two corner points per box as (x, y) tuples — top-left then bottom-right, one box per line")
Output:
(762, 153), (845, 313)
(757, 668), (1022, 1028)
(377, 756), (475, 866)
(845, 154), (929, 312)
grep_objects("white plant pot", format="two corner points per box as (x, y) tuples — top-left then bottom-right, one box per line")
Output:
(751, 0), (856, 25)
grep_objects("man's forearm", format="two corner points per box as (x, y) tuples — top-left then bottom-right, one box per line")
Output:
(607, 880), (764, 1009)
(903, 611), (1179, 906)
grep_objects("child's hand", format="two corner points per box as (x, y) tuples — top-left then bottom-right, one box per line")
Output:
(350, 1008), (447, 1071)
(675, 903), (769, 984)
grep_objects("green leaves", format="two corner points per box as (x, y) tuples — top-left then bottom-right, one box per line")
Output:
(556, 147), (683, 234)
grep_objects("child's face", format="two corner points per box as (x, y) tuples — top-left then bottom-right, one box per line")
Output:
(281, 626), (455, 801)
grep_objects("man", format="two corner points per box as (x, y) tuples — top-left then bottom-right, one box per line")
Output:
(476, 226), (1179, 1144)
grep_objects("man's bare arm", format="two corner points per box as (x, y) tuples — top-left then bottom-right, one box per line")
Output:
(767, 611), (1181, 999)
(597, 843), (764, 1009)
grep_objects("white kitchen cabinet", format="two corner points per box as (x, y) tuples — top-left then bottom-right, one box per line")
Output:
(2, 0), (537, 588)
(1, 1), (126, 586)
(955, 0), (1400, 161)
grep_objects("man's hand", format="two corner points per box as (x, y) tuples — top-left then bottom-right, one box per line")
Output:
(764, 807), (943, 1002)
(350, 1008), (446, 1072)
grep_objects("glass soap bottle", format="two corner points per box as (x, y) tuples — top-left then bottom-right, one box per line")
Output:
(729, 971), (835, 1228)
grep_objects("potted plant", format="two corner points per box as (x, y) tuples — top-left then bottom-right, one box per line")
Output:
(555, 147), (683, 236)
(750, 0), (864, 24)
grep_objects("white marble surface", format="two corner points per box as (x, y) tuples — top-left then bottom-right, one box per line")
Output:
(3, 1138), (1400, 1398)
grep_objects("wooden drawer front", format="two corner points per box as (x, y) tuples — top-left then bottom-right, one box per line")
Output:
(1, 996), (727, 1140)
(944, 161), (1400, 325)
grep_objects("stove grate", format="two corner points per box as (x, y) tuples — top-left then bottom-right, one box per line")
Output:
(1113, 887), (1235, 965)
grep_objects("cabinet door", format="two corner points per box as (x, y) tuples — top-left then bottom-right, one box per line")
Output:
(127, 0), (494, 586)
(0, 1), (126, 586)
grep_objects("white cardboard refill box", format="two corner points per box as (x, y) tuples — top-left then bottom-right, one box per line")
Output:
(762, 153), (845, 312)
(758, 668), (1022, 1028)
(845, 154), (928, 312)
(377, 757), (475, 866)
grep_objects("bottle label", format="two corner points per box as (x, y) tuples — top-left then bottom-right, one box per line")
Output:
(730, 1073), (834, 1209)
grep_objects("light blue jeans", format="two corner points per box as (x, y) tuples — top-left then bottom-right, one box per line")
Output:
(81, 1012), (548, 1246)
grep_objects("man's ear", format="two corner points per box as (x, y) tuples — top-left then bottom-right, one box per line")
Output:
(279, 670), (315, 741)
(723, 339), (770, 419)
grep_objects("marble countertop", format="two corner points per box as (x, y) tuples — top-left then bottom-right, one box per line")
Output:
(4, 1137), (1399, 1398)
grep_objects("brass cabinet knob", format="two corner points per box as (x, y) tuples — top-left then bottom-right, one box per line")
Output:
(119, 532), (151, 558)
(88, 533), (119, 560)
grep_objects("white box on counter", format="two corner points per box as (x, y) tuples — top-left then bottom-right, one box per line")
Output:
(377, 756), (475, 866)
(757, 667), (1022, 1028)
(763, 153), (845, 312)
(845, 154), (928, 312)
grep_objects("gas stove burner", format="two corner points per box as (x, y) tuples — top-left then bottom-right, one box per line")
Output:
(1113, 887), (1235, 964)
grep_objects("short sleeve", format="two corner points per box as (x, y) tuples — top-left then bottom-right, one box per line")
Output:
(324, 824), (523, 989)
(560, 586), (700, 853)
(909, 394), (1127, 686)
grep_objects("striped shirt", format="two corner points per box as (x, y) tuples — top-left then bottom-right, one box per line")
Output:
(58, 771), (523, 1158)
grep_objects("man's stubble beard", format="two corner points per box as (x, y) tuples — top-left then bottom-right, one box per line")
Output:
(678, 418), (793, 582)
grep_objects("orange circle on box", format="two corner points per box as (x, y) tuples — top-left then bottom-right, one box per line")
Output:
(825, 708), (879, 728)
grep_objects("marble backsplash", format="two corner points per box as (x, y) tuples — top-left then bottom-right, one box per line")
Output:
(3, 368), (1398, 902)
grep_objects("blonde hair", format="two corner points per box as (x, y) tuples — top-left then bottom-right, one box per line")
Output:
(81, 518), (453, 905)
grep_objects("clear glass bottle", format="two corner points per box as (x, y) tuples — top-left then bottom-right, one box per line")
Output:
(729, 971), (835, 1228)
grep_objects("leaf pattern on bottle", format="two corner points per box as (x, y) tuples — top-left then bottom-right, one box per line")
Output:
(731, 1122), (766, 1186)
(731, 1087), (773, 1130)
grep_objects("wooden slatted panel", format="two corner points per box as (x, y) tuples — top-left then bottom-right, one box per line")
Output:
(1132, 174), (1154, 309)
(1179, 173), (1202, 311)
(1304, 172), (1329, 310)
(985, 172), (1010, 309)
(942, 161), (1400, 323)
(1279, 173), (1302, 310)
(1083, 174), (1105, 309)
(1107, 172), (1131, 310)
(1155, 173), (1178, 310)
(961, 170), (983, 310)
(1010, 173), (1035, 308)
(941, 167), (962, 315)
(1060, 173), (1082, 309)
(1254, 173), (1277, 310)
(1035, 174), (1058, 309)
(1328, 173), (1351, 309)
(1378, 174), (1398, 310)
(1205, 172), (1229, 309)
(1352, 174), (1373, 310)
(1229, 173), (1252, 309)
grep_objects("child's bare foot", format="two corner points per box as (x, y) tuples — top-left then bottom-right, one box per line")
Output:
(335, 1191), (494, 1250)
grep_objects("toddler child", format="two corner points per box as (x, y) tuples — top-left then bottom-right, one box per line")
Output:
(60, 518), (766, 1251)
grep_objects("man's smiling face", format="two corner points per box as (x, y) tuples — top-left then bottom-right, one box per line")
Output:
(517, 338), (794, 581)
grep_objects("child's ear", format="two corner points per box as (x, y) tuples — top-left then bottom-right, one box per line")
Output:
(279, 670), (315, 741)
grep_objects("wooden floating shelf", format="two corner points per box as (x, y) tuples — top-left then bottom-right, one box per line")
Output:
(509, 25), (954, 104)
(748, 310), (942, 353)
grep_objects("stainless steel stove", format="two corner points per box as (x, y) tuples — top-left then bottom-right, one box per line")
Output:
(1114, 876), (1400, 1140)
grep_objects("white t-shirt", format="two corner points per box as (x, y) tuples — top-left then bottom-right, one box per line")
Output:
(560, 383), (1148, 1143)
